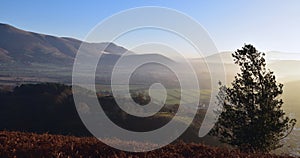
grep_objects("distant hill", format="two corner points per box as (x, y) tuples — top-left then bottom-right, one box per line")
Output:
(194, 51), (300, 83)
(1, 23), (300, 88)
(0, 23), (132, 65)
(199, 50), (300, 63)
(268, 60), (300, 82)
(0, 23), (175, 85)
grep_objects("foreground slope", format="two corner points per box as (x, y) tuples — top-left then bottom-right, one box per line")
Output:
(0, 131), (292, 158)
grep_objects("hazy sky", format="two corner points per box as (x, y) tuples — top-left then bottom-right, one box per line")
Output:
(1, 0), (300, 53)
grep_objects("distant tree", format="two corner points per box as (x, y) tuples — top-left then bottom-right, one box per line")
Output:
(131, 91), (151, 105)
(210, 44), (297, 152)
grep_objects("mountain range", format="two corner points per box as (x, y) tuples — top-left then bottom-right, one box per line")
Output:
(1, 23), (300, 85)
(0, 23), (177, 85)
(0, 23), (137, 65)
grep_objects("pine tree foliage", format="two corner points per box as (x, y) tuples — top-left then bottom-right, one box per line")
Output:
(210, 44), (296, 152)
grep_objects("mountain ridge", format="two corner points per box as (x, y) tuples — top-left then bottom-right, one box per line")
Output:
(0, 23), (133, 65)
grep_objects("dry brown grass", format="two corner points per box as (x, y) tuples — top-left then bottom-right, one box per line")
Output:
(0, 131), (293, 158)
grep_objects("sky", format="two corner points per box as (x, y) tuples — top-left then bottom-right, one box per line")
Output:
(1, 0), (300, 54)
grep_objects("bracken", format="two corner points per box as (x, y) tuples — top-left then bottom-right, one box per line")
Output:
(0, 131), (294, 158)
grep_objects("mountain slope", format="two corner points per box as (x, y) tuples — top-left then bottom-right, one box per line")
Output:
(0, 23), (131, 65)
(0, 23), (176, 85)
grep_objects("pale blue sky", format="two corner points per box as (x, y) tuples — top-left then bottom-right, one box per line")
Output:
(1, 0), (300, 53)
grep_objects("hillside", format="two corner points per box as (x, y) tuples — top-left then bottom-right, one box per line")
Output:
(0, 131), (292, 158)
(0, 23), (176, 85)
(0, 83), (211, 143)
(0, 23), (130, 65)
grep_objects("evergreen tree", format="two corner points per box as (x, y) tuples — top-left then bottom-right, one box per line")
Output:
(210, 44), (296, 152)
